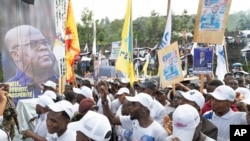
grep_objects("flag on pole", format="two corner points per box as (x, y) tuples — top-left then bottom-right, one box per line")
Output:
(159, 0), (172, 49)
(65, 0), (80, 82)
(115, 0), (134, 86)
(143, 59), (149, 77)
(92, 8), (96, 55)
(84, 43), (88, 52)
(216, 44), (228, 81)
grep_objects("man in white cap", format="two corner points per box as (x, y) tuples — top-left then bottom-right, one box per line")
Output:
(203, 85), (250, 141)
(73, 86), (93, 104)
(177, 89), (218, 140)
(76, 111), (112, 141)
(99, 83), (168, 141)
(46, 100), (75, 141)
(21, 95), (54, 139)
(166, 104), (215, 141)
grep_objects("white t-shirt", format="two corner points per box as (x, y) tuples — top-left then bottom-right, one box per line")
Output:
(203, 110), (247, 141)
(0, 116), (10, 141)
(150, 99), (167, 126)
(97, 95), (111, 114)
(34, 112), (49, 138)
(46, 129), (76, 141)
(120, 116), (168, 141)
(165, 134), (215, 141)
(111, 99), (121, 114)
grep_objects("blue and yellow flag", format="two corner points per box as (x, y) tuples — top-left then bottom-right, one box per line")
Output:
(115, 0), (134, 86)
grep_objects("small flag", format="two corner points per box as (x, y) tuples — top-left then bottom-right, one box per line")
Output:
(216, 44), (228, 81)
(159, 0), (172, 49)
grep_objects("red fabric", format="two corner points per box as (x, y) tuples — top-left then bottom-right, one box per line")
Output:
(201, 100), (239, 115)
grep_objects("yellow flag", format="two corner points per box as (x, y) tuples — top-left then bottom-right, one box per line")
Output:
(65, 0), (80, 82)
(115, 0), (134, 86)
(143, 59), (149, 76)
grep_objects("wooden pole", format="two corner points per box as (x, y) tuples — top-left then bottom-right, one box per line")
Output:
(199, 74), (204, 93)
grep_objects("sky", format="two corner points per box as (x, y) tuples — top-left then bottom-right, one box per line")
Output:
(72, 0), (249, 23)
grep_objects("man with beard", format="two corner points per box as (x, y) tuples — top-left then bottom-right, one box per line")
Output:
(99, 83), (168, 141)
(4, 25), (58, 102)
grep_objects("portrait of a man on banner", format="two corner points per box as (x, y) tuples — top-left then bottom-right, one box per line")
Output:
(158, 42), (183, 88)
(0, 0), (59, 104)
(193, 47), (213, 74)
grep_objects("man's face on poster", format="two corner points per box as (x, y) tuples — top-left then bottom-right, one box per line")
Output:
(14, 29), (55, 71)
(169, 58), (173, 65)
(200, 51), (206, 59)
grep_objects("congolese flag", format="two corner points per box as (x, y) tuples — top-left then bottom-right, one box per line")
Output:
(65, 0), (80, 82)
(115, 0), (134, 86)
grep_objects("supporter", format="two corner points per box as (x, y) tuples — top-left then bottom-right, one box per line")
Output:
(165, 104), (215, 141)
(177, 90), (218, 140)
(0, 87), (11, 140)
(21, 95), (54, 139)
(202, 79), (239, 114)
(76, 111), (112, 141)
(1, 83), (17, 140)
(203, 85), (250, 141)
(46, 100), (75, 141)
(137, 80), (166, 125)
(73, 86), (93, 104)
(96, 80), (112, 114)
(155, 89), (175, 115)
(42, 80), (61, 102)
(223, 72), (235, 85)
(100, 90), (168, 140)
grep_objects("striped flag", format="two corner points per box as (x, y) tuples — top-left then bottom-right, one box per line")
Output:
(159, 0), (172, 49)
(65, 0), (80, 82)
(115, 0), (134, 86)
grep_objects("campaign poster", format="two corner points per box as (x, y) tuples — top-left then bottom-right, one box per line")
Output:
(0, 0), (58, 104)
(193, 0), (232, 44)
(110, 41), (121, 59)
(158, 42), (183, 88)
(193, 47), (214, 74)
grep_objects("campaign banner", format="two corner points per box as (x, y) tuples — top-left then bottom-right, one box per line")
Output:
(193, 47), (213, 74)
(110, 41), (121, 59)
(0, 0), (58, 104)
(158, 42), (183, 88)
(193, 0), (232, 44)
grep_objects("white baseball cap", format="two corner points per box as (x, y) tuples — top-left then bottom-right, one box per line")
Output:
(43, 90), (57, 100)
(73, 86), (93, 99)
(126, 93), (153, 110)
(120, 78), (130, 83)
(116, 87), (130, 96)
(241, 98), (250, 105)
(172, 104), (200, 141)
(42, 80), (57, 90)
(178, 89), (205, 110)
(37, 95), (54, 108)
(47, 100), (74, 120)
(78, 111), (112, 141)
(210, 85), (236, 102)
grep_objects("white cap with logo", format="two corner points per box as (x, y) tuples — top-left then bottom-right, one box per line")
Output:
(210, 85), (236, 102)
(172, 104), (200, 141)
(178, 89), (205, 110)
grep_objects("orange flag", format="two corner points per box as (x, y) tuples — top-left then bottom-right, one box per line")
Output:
(65, 0), (80, 82)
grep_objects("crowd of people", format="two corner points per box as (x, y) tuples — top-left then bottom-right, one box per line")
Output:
(0, 70), (250, 140)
